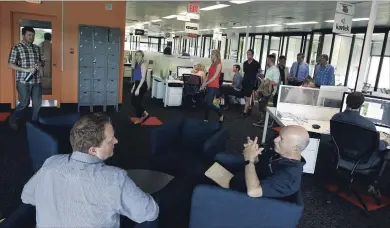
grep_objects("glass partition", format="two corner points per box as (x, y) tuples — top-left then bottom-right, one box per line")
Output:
(261, 36), (269, 69)
(253, 35), (263, 61)
(322, 34), (333, 56)
(331, 34), (352, 85)
(286, 36), (302, 69)
(347, 34), (364, 89)
(269, 36), (281, 60)
(365, 33), (386, 87)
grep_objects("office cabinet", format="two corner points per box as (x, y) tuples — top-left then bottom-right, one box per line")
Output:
(78, 26), (121, 112)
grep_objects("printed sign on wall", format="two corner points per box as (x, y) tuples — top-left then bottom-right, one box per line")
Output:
(185, 22), (199, 35)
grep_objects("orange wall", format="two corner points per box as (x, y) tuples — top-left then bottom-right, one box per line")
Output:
(0, 1), (126, 106)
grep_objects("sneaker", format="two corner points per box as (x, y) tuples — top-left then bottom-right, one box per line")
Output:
(141, 112), (150, 124)
(253, 120), (265, 127)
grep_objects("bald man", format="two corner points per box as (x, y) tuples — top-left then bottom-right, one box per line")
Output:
(216, 125), (310, 199)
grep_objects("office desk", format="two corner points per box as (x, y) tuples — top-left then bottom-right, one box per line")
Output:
(261, 107), (330, 143)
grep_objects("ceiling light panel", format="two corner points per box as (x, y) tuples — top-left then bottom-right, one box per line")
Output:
(284, 21), (318, 25)
(229, 1), (252, 4)
(199, 4), (230, 11)
(150, 19), (162, 22)
(352, 18), (369, 21)
(232, 26), (251, 29)
(255, 24), (281, 27)
(163, 15), (177, 19)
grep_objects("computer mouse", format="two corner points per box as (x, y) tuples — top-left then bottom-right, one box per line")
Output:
(312, 124), (321, 129)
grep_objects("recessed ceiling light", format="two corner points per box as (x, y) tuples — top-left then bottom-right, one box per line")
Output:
(255, 24), (281, 27)
(150, 19), (162, 22)
(232, 26), (251, 29)
(229, 1), (252, 4)
(163, 15), (177, 19)
(324, 20), (334, 23)
(199, 4), (230, 11)
(284, 21), (318, 25)
(200, 29), (212, 31)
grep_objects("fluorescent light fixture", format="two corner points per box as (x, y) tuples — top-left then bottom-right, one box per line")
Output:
(218, 27), (228, 30)
(232, 26), (250, 29)
(229, 1), (252, 4)
(325, 18), (369, 23)
(163, 15), (177, 19)
(199, 4), (230, 11)
(150, 19), (162, 22)
(255, 24), (281, 27)
(352, 17), (369, 21)
(200, 29), (212, 31)
(284, 21), (318, 25)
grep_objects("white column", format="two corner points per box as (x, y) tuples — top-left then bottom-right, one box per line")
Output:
(242, 26), (250, 62)
(355, 0), (377, 92)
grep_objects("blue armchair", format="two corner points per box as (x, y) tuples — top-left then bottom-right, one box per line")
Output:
(26, 122), (59, 173)
(150, 118), (229, 178)
(0, 204), (35, 228)
(189, 185), (304, 228)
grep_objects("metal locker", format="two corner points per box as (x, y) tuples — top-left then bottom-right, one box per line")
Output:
(107, 67), (118, 79)
(80, 54), (94, 67)
(79, 41), (94, 54)
(79, 91), (91, 104)
(94, 27), (109, 42)
(94, 66), (105, 79)
(109, 28), (120, 43)
(107, 42), (120, 54)
(94, 41), (108, 54)
(93, 79), (105, 91)
(92, 91), (105, 104)
(94, 54), (106, 67)
(106, 91), (118, 104)
(107, 54), (119, 66)
(80, 67), (93, 79)
(79, 79), (91, 91)
(106, 79), (118, 91)
(80, 26), (94, 41)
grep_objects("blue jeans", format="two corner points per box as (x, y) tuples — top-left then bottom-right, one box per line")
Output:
(11, 82), (42, 121)
(204, 87), (222, 120)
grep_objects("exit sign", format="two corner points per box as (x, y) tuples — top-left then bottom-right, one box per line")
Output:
(188, 2), (199, 13)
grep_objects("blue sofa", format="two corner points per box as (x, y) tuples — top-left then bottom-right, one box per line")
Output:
(189, 185), (304, 228)
(150, 118), (229, 178)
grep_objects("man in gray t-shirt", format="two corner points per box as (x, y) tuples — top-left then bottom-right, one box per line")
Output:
(22, 113), (159, 227)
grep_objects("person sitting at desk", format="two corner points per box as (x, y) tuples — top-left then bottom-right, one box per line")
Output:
(331, 92), (390, 151)
(220, 64), (243, 110)
(191, 63), (206, 83)
(21, 113), (159, 227)
(213, 125), (309, 199)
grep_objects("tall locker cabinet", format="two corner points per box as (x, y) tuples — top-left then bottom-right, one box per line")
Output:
(78, 25), (121, 112)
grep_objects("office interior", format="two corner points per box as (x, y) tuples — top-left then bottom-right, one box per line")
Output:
(1, 1), (390, 228)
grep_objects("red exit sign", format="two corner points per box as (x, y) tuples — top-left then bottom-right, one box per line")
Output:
(188, 2), (199, 13)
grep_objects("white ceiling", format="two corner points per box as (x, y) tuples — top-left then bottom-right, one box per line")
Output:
(125, 1), (390, 35)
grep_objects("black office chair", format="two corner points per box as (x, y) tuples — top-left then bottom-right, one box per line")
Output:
(328, 120), (390, 212)
(182, 74), (203, 108)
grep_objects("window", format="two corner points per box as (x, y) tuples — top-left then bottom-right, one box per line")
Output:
(220, 36), (227, 59)
(365, 33), (386, 88)
(347, 34), (364, 89)
(321, 34), (333, 56)
(331, 35), (352, 85)
(261, 36), (269, 69)
(253, 35), (262, 61)
(286, 36), (302, 69)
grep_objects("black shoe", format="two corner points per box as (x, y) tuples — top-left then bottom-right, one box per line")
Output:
(141, 112), (150, 124)
(219, 115), (225, 124)
(253, 120), (265, 127)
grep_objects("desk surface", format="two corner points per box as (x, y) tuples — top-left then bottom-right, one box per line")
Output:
(126, 169), (174, 194)
(267, 107), (330, 135)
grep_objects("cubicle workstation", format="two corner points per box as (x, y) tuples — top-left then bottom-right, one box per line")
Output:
(263, 85), (347, 174)
(341, 92), (390, 135)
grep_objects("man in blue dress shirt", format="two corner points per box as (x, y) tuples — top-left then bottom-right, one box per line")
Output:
(313, 54), (335, 87)
(21, 113), (159, 227)
(288, 53), (309, 86)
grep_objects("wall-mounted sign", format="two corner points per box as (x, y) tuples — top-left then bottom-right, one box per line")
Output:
(332, 2), (355, 34)
(134, 29), (145, 36)
(185, 22), (199, 35)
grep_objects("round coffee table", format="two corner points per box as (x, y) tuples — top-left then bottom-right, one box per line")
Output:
(126, 169), (174, 194)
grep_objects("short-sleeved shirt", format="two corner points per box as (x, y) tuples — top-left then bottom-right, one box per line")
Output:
(8, 42), (43, 84)
(207, 61), (222, 88)
(229, 156), (305, 198)
(243, 59), (260, 83)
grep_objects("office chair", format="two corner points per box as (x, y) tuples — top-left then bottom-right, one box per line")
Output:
(183, 74), (203, 107)
(328, 120), (390, 212)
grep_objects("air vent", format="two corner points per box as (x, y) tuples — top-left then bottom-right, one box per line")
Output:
(283, 16), (295, 20)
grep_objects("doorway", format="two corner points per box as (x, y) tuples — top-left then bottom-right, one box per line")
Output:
(12, 13), (60, 106)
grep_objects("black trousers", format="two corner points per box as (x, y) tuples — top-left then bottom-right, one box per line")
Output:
(220, 85), (242, 106)
(131, 81), (147, 118)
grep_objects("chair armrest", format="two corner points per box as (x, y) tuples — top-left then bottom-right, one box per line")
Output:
(189, 185), (303, 228)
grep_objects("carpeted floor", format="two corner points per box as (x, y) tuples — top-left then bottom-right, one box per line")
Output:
(1, 84), (390, 227)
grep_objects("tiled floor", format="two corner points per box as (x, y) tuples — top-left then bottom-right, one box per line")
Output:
(1, 84), (390, 227)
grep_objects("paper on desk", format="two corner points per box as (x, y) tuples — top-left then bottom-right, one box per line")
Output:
(205, 162), (234, 188)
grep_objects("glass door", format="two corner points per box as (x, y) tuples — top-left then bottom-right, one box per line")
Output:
(13, 13), (60, 104)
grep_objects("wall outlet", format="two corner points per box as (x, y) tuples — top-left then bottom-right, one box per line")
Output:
(105, 3), (113, 10)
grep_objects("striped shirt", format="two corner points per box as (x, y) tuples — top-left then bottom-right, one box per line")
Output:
(8, 42), (43, 84)
(21, 152), (159, 227)
(313, 64), (335, 86)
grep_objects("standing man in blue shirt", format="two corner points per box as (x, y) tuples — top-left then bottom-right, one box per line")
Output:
(288, 53), (309, 86)
(313, 54), (335, 87)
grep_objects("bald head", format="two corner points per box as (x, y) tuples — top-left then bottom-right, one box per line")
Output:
(274, 125), (310, 158)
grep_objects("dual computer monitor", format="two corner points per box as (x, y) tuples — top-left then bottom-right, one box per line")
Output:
(341, 92), (390, 133)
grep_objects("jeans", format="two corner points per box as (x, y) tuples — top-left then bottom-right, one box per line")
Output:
(11, 82), (42, 121)
(131, 81), (148, 118)
(204, 87), (222, 120)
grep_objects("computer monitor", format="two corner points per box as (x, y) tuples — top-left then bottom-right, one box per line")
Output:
(177, 66), (193, 78)
(341, 92), (390, 131)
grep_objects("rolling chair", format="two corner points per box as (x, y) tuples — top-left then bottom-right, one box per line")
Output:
(183, 74), (203, 108)
(328, 120), (390, 212)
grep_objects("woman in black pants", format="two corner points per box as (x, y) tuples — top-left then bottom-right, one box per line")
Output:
(131, 50), (150, 124)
